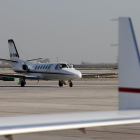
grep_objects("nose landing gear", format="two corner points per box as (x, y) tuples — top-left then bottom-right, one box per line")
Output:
(58, 80), (73, 87)
(69, 80), (73, 87)
(59, 81), (63, 87)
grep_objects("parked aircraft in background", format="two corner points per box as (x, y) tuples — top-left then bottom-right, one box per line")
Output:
(0, 40), (116, 87)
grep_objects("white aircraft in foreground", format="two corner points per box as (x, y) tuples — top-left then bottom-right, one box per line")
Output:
(0, 40), (116, 87)
(0, 17), (140, 140)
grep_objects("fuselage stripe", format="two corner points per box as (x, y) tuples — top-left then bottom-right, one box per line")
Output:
(14, 71), (73, 76)
(119, 87), (140, 93)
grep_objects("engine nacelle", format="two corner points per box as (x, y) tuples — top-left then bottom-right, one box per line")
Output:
(22, 64), (28, 71)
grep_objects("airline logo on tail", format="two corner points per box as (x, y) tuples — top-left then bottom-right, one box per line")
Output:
(10, 53), (19, 57)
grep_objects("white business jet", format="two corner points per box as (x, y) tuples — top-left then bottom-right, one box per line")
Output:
(0, 17), (140, 140)
(0, 39), (115, 87)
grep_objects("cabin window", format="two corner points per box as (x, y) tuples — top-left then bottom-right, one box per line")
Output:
(38, 66), (40, 69)
(40, 66), (42, 69)
(45, 65), (48, 69)
(35, 66), (37, 70)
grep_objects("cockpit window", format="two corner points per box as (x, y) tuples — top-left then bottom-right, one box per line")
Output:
(56, 63), (68, 70)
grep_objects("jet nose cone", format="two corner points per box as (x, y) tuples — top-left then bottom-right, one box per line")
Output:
(75, 71), (82, 79)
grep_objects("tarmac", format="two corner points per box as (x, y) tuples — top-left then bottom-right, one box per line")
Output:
(0, 78), (140, 140)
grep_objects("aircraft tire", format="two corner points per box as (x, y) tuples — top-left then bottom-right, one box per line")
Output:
(59, 81), (63, 87)
(69, 82), (73, 87)
(21, 81), (25, 87)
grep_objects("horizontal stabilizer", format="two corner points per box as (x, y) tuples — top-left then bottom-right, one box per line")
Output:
(26, 57), (43, 61)
(0, 58), (18, 64)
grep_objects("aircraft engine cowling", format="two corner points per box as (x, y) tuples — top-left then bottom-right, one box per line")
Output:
(22, 64), (28, 71)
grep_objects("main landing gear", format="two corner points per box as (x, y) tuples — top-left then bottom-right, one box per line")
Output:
(19, 79), (26, 87)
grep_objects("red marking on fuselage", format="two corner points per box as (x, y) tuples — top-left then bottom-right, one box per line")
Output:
(119, 87), (140, 93)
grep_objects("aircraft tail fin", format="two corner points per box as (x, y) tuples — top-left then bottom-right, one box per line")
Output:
(119, 17), (140, 110)
(8, 39), (23, 63)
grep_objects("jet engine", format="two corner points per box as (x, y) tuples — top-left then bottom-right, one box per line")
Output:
(22, 64), (28, 71)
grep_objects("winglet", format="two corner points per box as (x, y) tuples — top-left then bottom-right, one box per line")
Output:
(119, 17), (140, 110)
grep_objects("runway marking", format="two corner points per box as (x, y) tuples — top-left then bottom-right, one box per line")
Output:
(84, 129), (140, 136)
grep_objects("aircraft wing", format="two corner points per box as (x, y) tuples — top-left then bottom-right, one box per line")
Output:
(0, 58), (18, 64)
(82, 73), (118, 77)
(0, 111), (140, 136)
(0, 74), (39, 79)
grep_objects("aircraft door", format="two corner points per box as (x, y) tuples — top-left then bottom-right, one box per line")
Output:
(47, 64), (53, 73)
